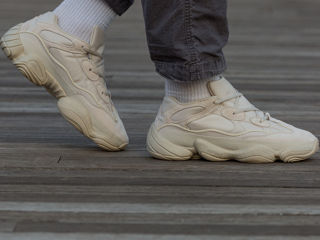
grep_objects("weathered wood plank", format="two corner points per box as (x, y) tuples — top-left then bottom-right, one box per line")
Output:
(0, 220), (15, 232)
(12, 222), (320, 235)
(0, 0), (319, 238)
(3, 202), (320, 215)
(1, 211), (320, 225)
(1, 185), (320, 205)
(0, 233), (318, 240)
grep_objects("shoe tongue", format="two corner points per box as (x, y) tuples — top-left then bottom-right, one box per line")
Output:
(87, 27), (105, 77)
(89, 26), (105, 55)
(208, 77), (257, 115)
(38, 12), (59, 25)
(208, 77), (237, 97)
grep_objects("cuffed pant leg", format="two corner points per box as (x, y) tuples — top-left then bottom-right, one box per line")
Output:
(104, 0), (134, 15)
(141, 0), (229, 81)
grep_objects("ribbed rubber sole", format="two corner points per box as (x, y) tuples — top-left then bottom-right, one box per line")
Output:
(57, 96), (127, 151)
(147, 124), (319, 163)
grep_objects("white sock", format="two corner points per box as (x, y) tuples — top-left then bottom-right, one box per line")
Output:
(53, 0), (117, 43)
(165, 75), (222, 103)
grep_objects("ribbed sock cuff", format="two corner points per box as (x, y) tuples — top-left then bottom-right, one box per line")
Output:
(53, 0), (117, 43)
(165, 75), (222, 103)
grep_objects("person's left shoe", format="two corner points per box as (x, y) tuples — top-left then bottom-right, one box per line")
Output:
(147, 77), (319, 163)
(0, 12), (128, 151)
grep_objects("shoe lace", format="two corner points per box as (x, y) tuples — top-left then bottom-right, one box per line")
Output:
(80, 45), (103, 77)
(73, 45), (117, 121)
(78, 45), (112, 100)
(214, 92), (271, 122)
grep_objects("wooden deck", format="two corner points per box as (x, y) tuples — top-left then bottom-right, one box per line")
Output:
(0, 0), (320, 239)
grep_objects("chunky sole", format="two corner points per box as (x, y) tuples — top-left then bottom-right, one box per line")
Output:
(57, 96), (127, 151)
(147, 124), (319, 163)
(1, 25), (126, 151)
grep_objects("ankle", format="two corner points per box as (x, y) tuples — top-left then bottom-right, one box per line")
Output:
(165, 75), (222, 103)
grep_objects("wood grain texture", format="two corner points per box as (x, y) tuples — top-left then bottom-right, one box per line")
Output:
(0, 0), (319, 239)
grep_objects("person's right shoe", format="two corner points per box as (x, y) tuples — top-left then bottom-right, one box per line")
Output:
(0, 12), (128, 151)
(147, 77), (319, 163)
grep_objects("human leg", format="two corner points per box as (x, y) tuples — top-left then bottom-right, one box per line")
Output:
(142, 0), (319, 162)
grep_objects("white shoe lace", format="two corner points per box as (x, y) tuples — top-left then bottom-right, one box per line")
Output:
(214, 92), (271, 122)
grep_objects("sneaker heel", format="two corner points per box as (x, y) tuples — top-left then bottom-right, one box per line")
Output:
(0, 24), (24, 60)
(1, 24), (47, 87)
(1, 24), (65, 98)
(147, 123), (194, 160)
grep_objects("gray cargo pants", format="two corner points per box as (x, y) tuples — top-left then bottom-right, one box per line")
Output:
(105, 0), (228, 82)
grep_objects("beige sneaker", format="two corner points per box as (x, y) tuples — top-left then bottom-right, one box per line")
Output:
(0, 12), (129, 151)
(147, 77), (319, 163)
